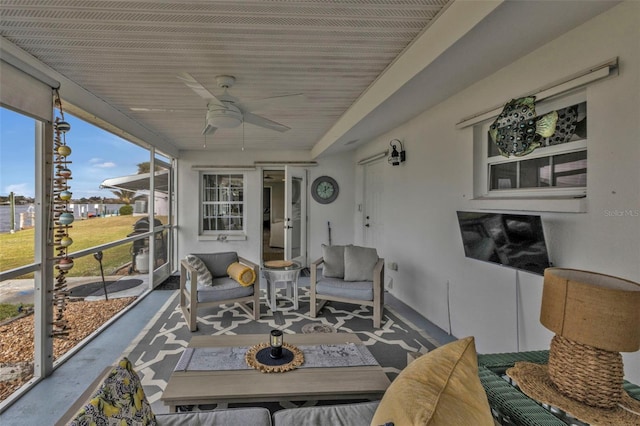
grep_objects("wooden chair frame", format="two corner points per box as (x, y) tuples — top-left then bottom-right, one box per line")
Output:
(180, 256), (260, 331)
(310, 257), (384, 328)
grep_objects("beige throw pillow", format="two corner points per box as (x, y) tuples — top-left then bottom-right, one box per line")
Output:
(370, 336), (493, 426)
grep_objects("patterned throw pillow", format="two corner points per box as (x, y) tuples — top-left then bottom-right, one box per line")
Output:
(185, 254), (213, 286)
(69, 357), (157, 426)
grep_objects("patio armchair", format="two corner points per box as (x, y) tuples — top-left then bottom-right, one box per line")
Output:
(310, 245), (384, 328)
(180, 251), (260, 331)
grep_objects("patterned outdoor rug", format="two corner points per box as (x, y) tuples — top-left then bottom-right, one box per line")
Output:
(124, 280), (440, 414)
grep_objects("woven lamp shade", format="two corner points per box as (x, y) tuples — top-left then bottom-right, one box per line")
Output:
(540, 268), (640, 352)
(539, 268), (640, 409)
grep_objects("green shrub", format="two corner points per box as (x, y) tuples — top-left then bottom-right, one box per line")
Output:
(119, 205), (134, 215)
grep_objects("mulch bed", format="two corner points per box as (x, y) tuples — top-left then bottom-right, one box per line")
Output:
(0, 297), (135, 402)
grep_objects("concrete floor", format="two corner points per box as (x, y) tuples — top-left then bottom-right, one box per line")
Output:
(0, 285), (453, 425)
(0, 275), (149, 305)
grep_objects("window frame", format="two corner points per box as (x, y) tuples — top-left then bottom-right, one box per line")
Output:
(199, 171), (248, 239)
(477, 90), (587, 199)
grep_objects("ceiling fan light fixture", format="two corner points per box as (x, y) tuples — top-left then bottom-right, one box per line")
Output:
(206, 106), (242, 128)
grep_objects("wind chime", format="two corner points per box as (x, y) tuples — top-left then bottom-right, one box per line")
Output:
(52, 90), (74, 338)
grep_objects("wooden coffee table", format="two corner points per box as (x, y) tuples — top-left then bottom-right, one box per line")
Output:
(161, 333), (390, 412)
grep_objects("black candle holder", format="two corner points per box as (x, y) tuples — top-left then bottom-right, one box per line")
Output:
(270, 329), (283, 359)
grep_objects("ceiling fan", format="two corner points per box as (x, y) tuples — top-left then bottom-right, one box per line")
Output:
(177, 73), (302, 136)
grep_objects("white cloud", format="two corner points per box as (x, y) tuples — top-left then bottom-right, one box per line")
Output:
(5, 183), (33, 197)
(93, 162), (116, 168)
(89, 157), (103, 164)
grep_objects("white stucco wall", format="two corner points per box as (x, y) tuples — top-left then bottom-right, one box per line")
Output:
(354, 2), (640, 383)
(176, 148), (356, 286)
(176, 3), (639, 383)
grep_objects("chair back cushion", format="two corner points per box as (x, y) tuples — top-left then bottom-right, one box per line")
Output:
(370, 337), (493, 426)
(344, 246), (378, 281)
(196, 252), (239, 278)
(322, 244), (348, 278)
(185, 254), (213, 287)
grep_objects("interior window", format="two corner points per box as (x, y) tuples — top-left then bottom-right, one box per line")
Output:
(200, 173), (246, 235)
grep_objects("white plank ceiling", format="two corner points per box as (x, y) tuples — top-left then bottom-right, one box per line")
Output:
(0, 1), (618, 156)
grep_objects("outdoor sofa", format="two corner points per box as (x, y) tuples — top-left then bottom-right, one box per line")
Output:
(58, 336), (495, 425)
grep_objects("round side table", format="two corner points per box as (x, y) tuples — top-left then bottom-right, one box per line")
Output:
(262, 261), (302, 312)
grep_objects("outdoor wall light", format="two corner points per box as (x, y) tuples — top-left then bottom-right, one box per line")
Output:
(388, 139), (406, 166)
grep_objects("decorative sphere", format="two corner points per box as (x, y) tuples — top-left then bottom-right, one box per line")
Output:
(59, 190), (72, 201)
(57, 257), (74, 270)
(58, 212), (74, 225)
(57, 145), (72, 156)
(60, 236), (73, 247)
(59, 168), (72, 178)
(56, 121), (71, 133)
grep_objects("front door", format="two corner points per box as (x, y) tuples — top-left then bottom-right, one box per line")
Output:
(284, 166), (307, 265)
(363, 159), (384, 248)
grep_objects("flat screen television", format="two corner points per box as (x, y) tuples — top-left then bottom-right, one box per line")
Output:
(456, 211), (551, 275)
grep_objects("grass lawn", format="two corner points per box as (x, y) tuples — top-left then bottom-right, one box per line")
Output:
(0, 215), (159, 277)
(0, 303), (33, 322)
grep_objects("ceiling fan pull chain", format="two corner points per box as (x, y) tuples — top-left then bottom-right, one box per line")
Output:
(203, 116), (207, 148)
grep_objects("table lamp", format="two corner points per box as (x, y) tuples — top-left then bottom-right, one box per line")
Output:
(540, 268), (640, 409)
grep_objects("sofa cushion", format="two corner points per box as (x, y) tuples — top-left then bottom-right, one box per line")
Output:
(68, 357), (156, 426)
(370, 336), (493, 426)
(344, 246), (378, 282)
(197, 277), (254, 303)
(322, 244), (347, 278)
(316, 277), (374, 301)
(196, 252), (239, 278)
(227, 262), (256, 286)
(156, 408), (271, 426)
(273, 401), (379, 426)
(185, 254), (213, 287)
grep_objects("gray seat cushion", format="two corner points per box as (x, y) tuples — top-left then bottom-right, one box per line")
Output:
(156, 407), (271, 425)
(273, 401), (379, 426)
(197, 277), (254, 303)
(192, 252), (239, 278)
(315, 277), (374, 301)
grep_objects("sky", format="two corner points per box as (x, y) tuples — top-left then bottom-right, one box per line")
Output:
(0, 106), (150, 199)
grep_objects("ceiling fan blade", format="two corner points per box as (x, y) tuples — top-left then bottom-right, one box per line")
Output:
(239, 93), (305, 112)
(177, 72), (225, 107)
(130, 107), (199, 112)
(243, 112), (290, 132)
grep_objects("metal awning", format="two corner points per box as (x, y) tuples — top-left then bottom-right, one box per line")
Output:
(100, 170), (168, 193)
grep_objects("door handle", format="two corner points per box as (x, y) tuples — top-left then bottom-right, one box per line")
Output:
(365, 224), (370, 227)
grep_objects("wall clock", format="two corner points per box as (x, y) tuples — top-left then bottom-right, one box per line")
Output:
(311, 176), (339, 204)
